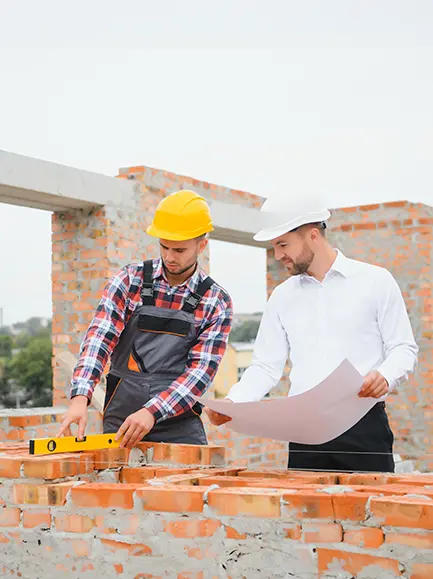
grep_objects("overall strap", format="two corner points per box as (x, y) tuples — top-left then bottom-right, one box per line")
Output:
(182, 276), (215, 313)
(140, 260), (155, 306)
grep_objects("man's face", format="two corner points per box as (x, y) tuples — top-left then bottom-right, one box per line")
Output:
(271, 228), (315, 276)
(159, 237), (207, 277)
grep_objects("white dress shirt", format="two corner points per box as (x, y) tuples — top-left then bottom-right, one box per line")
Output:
(227, 250), (418, 402)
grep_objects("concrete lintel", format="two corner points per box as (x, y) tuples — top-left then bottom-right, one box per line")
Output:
(209, 200), (268, 248)
(0, 150), (268, 248)
(0, 150), (133, 211)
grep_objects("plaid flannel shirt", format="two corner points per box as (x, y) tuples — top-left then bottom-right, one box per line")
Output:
(70, 258), (233, 422)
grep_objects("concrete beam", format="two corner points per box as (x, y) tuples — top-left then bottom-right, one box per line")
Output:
(0, 150), (267, 248)
(0, 150), (133, 211)
(209, 200), (268, 248)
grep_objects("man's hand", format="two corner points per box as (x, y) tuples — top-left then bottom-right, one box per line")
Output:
(57, 395), (88, 440)
(115, 408), (155, 448)
(204, 399), (233, 426)
(358, 371), (389, 399)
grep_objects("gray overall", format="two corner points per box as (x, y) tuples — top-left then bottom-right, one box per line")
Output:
(102, 260), (213, 444)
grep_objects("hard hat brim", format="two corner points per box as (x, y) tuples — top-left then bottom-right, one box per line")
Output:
(253, 209), (331, 242)
(146, 223), (214, 241)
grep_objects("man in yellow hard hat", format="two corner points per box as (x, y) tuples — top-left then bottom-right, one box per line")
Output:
(58, 190), (233, 447)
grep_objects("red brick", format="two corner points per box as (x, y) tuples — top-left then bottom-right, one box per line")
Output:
(164, 519), (221, 538)
(282, 491), (334, 520)
(371, 497), (433, 529)
(13, 482), (75, 506)
(71, 483), (140, 509)
(302, 523), (342, 543)
(284, 524), (302, 540)
(22, 510), (51, 529)
(0, 508), (20, 527)
(359, 203), (381, 211)
(22, 454), (93, 480)
(9, 416), (42, 428)
(411, 563), (433, 578)
(55, 514), (94, 533)
(65, 538), (90, 557)
(101, 538), (152, 556)
(208, 488), (282, 518)
(226, 526), (248, 539)
(344, 527), (384, 548)
(318, 549), (400, 577)
(353, 222), (376, 230)
(137, 486), (205, 513)
(0, 456), (22, 478)
(386, 531), (433, 549)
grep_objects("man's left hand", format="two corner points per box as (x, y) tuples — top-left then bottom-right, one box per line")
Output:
(115, 408), (155, 448)
(358, 371), (389, 399)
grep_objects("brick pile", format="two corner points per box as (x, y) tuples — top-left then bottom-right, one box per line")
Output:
(1, 441), (433, 578)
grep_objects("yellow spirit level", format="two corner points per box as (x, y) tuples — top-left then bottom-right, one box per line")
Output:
(29, 434), (121, 455)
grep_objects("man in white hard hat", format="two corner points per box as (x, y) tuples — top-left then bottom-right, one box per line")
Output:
(206, 197), (418, 473)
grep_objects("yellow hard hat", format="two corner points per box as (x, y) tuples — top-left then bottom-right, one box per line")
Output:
(146, 190), (214, 241)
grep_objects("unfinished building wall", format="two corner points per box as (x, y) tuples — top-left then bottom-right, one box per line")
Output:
(1, 439), (433, 578)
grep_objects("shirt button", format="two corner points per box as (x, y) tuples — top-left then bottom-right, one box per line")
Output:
(167, 291), (171, 295)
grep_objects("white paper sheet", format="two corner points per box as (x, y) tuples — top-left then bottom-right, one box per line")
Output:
(193, 359), (381, 445)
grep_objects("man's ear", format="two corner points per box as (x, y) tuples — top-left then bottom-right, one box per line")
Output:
(198, 236), (208, 254)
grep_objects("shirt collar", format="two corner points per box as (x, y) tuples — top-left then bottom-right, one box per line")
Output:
(152, 258), (204, 292)
(300, 249), (356, 284)
(329, 249), (357, 278)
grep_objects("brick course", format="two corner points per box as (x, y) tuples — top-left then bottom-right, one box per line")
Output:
(1, 441), (433, 578)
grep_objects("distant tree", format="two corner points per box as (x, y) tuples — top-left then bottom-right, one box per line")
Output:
(0, 336), (53, 407)
(14, 325), (51, 349)
(0, 335), (13, 358)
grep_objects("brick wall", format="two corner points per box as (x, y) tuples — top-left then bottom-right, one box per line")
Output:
(1, 440), (433, 578)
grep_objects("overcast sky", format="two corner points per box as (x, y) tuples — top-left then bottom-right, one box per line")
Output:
(1, 0), (433, 325)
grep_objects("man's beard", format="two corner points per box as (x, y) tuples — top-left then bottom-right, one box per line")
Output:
(287, 245), (314, 276)
(163, 259), (197, 277)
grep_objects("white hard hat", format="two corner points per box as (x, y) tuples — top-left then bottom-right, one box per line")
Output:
(253, 196), (331, 242)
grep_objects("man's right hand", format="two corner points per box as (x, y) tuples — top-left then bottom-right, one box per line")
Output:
(204, 399), (233, 426)
(57, 395), (89, 440)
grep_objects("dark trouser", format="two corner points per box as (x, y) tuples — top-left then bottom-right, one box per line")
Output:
(288, 402), (394, 473)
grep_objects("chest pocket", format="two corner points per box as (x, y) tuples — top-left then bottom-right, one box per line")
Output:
(137, 314), (191, 337)
(133, 311), (195, 374)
